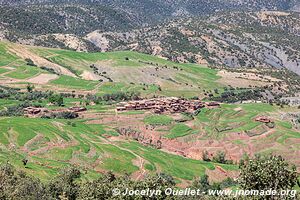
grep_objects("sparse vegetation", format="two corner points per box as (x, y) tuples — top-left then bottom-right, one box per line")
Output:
(144, 115), (173, 126)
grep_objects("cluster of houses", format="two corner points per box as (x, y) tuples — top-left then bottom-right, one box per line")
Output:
(254, 116), (273, 123)
(23, 106), (87, 118)
(116, 97), (220, 114)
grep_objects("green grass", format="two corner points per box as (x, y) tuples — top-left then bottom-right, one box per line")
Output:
(98, 82), (159, 96)
(32, 47), (223, 96)
(225, 104), (274, 133)
(276, 130), (300, 144)
(195, 103), (276, 138)
(0, 115), (240, 182)
(5, 65), (41, 79)
(144, 163), (156, 171)
(277, 121), (293, 129)
(0, 67), (10, 74)
(0, 117), (140, 179)
(51, 75), (99, 90)
(46, 147), (75, 161)
(0, 43), (18, 66)
(165, 124), (194, 139)
(0, 99), (19, 109)
(175, 64), (221, 91)
(0, 118), (70, 146)
(144, 115), (173, 126)
(33, 49), (150, 71)
(99, 144), (138, 174)
(119, 142), (237, 180)
(34, 49), (178, 68)
(120, 110), (145, 115)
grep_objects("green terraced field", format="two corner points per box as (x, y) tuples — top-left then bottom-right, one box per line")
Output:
(0, 41), (299, 187)
(192, 103), (300, 153)
(51, 75), (99, 90)
(0, 42), (226, 99)
(196, 103), (276, 138)
(30, 46), (223, 97)
(98, 82), (159, 96)
(166, 123), (194, 139)
(0, 99), (19, 110)
(0, 43), (18, 66)
(144, 115), (174, 126)
(0, 116), (238, 182)
(0, 67), (11, 74)
(5, 65), (42, 79)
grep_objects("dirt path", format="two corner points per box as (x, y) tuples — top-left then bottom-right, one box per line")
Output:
(7, 43), (76, 77)
(101, 137), (147, 180)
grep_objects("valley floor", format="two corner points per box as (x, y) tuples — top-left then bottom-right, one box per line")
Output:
(0, 41), (299, 187)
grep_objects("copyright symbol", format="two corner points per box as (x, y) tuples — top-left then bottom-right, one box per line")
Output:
(112, 188), (120, 196)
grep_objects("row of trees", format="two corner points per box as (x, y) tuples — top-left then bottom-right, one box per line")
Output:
(0, 154), (298, 199)
(0, 85), (142, 117)
(209, 88), (263, 103)
(41, 111), (79, 119)
(86, 91), (141, 104)
(0, 101), (34, 117)
(202, 151), (233, 165)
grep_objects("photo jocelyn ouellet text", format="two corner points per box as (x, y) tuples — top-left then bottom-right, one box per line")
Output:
(112, 188), (297, 198)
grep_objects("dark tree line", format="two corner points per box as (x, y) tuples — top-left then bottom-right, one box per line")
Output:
(209, 88), (263, 103)
(0, 154), (298, 199)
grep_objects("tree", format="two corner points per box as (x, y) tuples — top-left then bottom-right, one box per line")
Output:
(0, 163), (48, 199)
(78, 172), (176, 200)
(49, 95), (64, 106)
(26, 84), (34, 93)
(212, 151), (227, 164)
(25, 58), (36, 66)
(192, 174), (210, 192)
(239, 154), (299, 191)
(22, 158), (28, 167)
(202, 150), (211, 162)
(239, 153), (249, 167)
(47, 167), (81, 200)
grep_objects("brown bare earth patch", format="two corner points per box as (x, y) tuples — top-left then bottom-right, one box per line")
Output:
(257, 11), (290, 22)
(217, 70), (281, 88)
(81, 70), (99, 81)
(26, 73), (58, 84)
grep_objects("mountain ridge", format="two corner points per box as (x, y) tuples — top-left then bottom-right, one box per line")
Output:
(0, 1), (300, 74)
(86, 11), (300, 74)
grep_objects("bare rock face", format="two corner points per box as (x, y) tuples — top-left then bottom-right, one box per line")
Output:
(85, 31), (112, 52)
(292, 4), (300, 12)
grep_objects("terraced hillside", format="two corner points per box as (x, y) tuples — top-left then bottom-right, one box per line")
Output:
(0, 116), (236, 183)
(0, 41), (300, 186)
(0, 41), (227, 98)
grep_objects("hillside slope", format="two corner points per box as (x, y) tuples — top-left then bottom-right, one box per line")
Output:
(1, 42), (300, 183)
(0, 2), (299, 74)
(0, 0), (297, 19)
(87, 11), (300, 74)
(0, 3), (139, 51)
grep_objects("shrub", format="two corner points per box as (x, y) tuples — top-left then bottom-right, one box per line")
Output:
(42, 112), (79, 119)
(239, 154), (298, 192)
